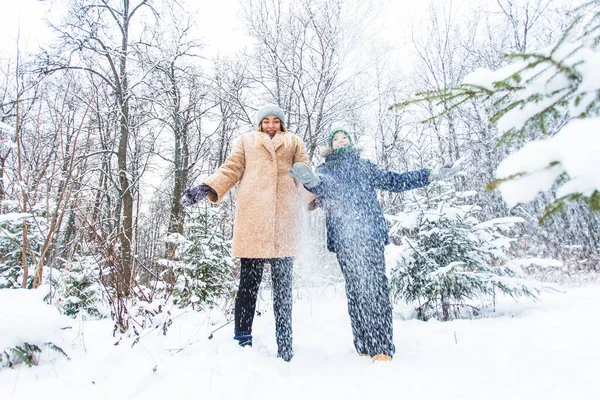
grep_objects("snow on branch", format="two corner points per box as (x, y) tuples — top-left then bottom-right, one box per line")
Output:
(493, 118), (600, 210)
(472, 217), (525, 230)
(393, 1), (600, 221)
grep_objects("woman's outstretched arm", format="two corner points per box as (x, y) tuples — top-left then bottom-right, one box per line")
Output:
(203, 136), (246, 203)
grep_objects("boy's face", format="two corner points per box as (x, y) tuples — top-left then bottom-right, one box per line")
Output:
(260, 116), (282, 135)
(332, 131), (350, 149)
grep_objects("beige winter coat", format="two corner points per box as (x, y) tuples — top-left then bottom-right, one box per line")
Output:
(204, 130), (315, 258)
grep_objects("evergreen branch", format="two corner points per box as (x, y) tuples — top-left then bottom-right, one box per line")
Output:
(540, 193), (585, 224)
(485, 172), (526, 192)
(45, 342), (71, 361)
(486, 161), (562, 192)
(541, 190), (600, 224)
(505, 51), (582, 82)
(389, 84), (495, 124)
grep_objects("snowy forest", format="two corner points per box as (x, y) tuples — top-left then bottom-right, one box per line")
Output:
(1, 0), (599, 398)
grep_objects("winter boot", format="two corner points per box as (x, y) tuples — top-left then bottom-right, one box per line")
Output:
(372, 354), (392, 361)
(233, 331), (252, 347)
(277, 344), (293, 362)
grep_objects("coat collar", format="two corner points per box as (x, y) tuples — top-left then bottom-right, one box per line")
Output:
(258, 131), (285, 158)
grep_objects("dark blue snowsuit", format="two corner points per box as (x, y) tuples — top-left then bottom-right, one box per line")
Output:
(308, 150), (430, 357)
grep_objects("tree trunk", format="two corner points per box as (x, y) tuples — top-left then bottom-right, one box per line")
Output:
(118, 101), (133, 297)
(116, 0), (134, 298)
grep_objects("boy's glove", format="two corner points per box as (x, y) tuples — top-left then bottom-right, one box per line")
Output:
(181, 183), (214, 207)
(429, 156), (466, 181)
(288, 163), (320, 189)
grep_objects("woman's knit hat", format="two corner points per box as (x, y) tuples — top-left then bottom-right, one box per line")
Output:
(255, 104), (286, 127)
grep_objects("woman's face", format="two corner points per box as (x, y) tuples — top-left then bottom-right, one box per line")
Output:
(332, 131), (350, 149)
(261, 116), (282, 135)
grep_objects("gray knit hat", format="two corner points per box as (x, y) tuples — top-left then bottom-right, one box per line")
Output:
(255, 104), (286, 127)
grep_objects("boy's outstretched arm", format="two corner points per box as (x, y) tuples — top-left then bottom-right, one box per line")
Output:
(371, 156), (466, 192)
(369, 162), (431, 193)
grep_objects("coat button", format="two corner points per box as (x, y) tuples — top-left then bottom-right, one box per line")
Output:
(270, 156), (273, 161)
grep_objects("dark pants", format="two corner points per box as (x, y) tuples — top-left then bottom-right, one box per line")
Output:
(336, 244), (395, 357)
(234, 257), (294, 361)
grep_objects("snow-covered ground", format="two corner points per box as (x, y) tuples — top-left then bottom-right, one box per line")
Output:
(1, 284), (599, 400)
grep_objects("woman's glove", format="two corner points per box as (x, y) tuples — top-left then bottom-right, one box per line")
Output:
(429, 156), (466, 181)
(181, 183), (214, 206)
(288, 163), (321, 189)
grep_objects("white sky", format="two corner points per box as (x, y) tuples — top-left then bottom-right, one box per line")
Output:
(0, 0), (429, 59)
(0, 0), (56, 56)
(0, 0), (246, 57)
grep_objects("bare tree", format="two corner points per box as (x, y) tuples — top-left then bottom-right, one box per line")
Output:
(495, 0), (555, 52)
(142, 10), (215, 260)
(40, 0), (158, 301)
(240, 0), (362, 160)
(1, 51), (95, 289)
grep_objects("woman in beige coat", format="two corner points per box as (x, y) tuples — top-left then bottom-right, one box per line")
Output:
(181, 104), (311, 362)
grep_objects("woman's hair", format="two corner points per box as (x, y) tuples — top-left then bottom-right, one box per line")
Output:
(256, 121), (299, 148)
(258, 121), (288, 134)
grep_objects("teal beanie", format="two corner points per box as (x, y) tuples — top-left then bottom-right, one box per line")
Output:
(329, 128), (355, 153)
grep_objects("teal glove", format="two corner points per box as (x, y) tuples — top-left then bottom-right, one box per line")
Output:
(429, 156), (466, 181)
(288, 163), (321, 189)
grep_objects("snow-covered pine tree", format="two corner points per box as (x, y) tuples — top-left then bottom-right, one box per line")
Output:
(389, 182), (544, 321)
(392, 1), (600, 221)
(0, 200), (44, 289)
(55, 256), (109, 319)
(160, 202), (235, 310)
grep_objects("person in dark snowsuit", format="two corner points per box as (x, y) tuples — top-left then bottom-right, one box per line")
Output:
(289, 127), (461, 361)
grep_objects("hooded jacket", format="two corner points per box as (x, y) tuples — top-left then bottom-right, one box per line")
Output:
(309, 149), (430, 252)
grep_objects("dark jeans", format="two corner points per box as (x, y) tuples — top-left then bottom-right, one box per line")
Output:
(234, 257), (294, 361)
(336, 244), (395, 357)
